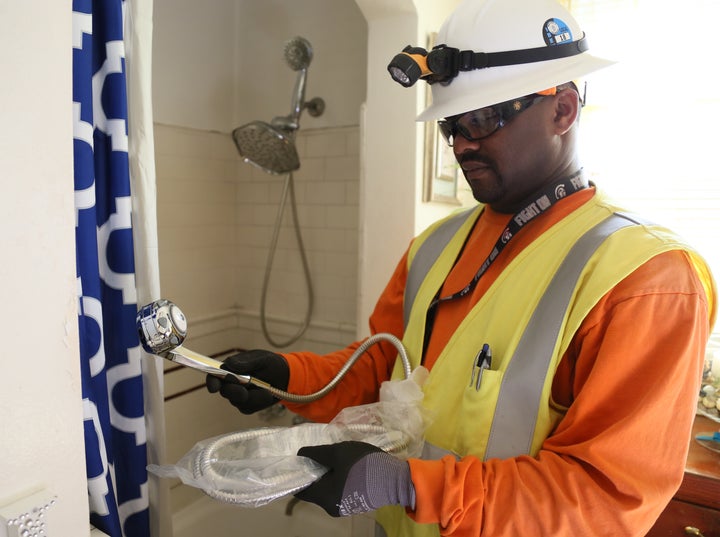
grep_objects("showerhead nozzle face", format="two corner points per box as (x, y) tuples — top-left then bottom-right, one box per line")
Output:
(284, 36), (313, 71)
(136, 299), (187, 355)
(232, 121), (300, 174)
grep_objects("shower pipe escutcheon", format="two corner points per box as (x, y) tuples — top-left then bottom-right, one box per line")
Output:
(136, 299), (412, 404)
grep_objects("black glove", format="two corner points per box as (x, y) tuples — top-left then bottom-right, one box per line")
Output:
(295, 441), (415, 517)
(205, 349), (289, 414)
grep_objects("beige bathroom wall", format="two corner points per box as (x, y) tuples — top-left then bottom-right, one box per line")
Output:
(154, 122), (361, 514)
(234, 127), (361, 330)
(152, 0), (367, 517)
(152, 0), (368, 133)
(154, 124), (240, 321)
(155, 123), (360, 348)
(0, 2), (90, 535)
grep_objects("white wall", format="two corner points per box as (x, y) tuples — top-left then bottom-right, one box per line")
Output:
(152, 0), (236, 132)
(235, 0), (368, 130)
(152, 0), (375, 343)
(354, 0), (463, 334)
(152, 0), (367, 132)
(152, 0), (466, 339)
(0, 2), (460, 536)
(0, 1), (465, 533)
(151, 0), (370, 520)
(153, 124), (362, 341)
(355, 6), (418, 335)
(0, 2), (89, 536)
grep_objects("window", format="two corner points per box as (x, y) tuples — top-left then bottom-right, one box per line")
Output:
(564, 0), (720, 316)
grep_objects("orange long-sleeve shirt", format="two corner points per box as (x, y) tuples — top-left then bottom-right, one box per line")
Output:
(283, 189), (713, 536)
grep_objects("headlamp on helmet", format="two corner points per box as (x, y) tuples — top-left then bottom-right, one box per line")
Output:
(387, 46), (432, 88)
(387, 35), (589, 88)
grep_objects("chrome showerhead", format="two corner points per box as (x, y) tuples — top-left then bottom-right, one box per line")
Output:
(230, 36), (323, 174)
(284, 36), (313, 71)
(137, 299), (187, 355)
(284, 36), (314, 122)
(232, 121), (300, 175)
(136, 299), (258, 385)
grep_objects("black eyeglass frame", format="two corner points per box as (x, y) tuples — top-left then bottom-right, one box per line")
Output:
(437, 94), (546, 146)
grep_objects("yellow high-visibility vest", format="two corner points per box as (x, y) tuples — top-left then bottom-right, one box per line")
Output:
(377, 192), (715, 537)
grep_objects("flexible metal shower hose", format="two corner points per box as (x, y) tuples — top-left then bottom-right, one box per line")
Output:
(250, 332), (412, 404)
(260, 171), (314, 348)
(192, 333), (415, 505)
(193, 423), (413, 505)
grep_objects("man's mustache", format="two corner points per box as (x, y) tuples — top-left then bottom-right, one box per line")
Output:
(458, 152), (496, 170)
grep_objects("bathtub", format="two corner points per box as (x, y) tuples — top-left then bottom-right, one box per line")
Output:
(172, 494), (376, 537)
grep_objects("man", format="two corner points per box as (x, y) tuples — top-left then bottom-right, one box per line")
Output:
(207, 0), (717, 535)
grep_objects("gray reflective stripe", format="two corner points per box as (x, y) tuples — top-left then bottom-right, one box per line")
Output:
(421, 441), (460, 461)
(404, 207), (477, 329)
(484, 213), (638, 460)
(374, 522), (388, 537)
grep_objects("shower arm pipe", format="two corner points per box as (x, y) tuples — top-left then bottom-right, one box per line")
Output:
(166, 332), (411, 404)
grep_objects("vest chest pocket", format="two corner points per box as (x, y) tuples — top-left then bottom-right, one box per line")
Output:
(453, 369), (504, 458)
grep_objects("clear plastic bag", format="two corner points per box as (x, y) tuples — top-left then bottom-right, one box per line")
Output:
(148, 367), (430, 507)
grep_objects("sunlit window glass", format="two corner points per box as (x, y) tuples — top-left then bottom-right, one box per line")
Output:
(564, 0), (720, 321)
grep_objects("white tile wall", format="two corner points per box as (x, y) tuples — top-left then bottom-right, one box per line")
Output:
(154, 122), (361, 513)
(234, 127), (361, 332)
(156, 123), (360, 340)
(155, 124), (240, 322)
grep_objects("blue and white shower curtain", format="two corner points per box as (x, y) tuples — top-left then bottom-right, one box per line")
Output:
(73, 1), (150, 536)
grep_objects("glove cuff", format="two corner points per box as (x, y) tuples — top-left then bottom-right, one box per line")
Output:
(340, 452), (415, 516)
(367, 453), (416, 510)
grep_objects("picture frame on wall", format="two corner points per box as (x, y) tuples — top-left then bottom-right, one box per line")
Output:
(423, 33), (461, 205)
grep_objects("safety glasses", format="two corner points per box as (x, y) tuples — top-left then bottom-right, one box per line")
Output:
(437, 94), (546, 147)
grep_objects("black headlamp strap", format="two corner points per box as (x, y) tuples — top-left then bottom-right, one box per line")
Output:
(459, 34), (588, 70)
(426, 34), (589, 85)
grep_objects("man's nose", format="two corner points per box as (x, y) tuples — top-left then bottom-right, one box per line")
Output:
(452, 134), (482, 159)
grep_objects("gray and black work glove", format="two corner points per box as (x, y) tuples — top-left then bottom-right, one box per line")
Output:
(295, 441), (416, 517)
(205, 349), (289, 414)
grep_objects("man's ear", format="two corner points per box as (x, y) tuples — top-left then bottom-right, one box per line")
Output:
(553, 88), (580, 134)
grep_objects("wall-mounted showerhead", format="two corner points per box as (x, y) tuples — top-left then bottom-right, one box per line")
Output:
(283, 36), (313, 71)
(232, 36), (325, 175)
(230, 37), (325, 346)
(232, 121), (300, 174)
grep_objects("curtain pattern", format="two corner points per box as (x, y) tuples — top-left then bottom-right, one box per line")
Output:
(73, 1), (150, 535)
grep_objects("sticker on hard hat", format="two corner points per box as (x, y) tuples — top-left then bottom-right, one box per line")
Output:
(543, 18), (574, 46)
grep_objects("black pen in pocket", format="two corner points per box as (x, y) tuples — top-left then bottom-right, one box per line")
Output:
(469, 343), (492, 391)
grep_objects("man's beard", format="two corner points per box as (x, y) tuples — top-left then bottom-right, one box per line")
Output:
(458, 151), (502, 204)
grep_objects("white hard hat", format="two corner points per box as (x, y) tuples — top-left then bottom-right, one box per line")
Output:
(417, 0), (615, 121)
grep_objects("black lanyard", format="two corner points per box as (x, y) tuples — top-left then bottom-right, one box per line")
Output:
(429, 170), (587, 310)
